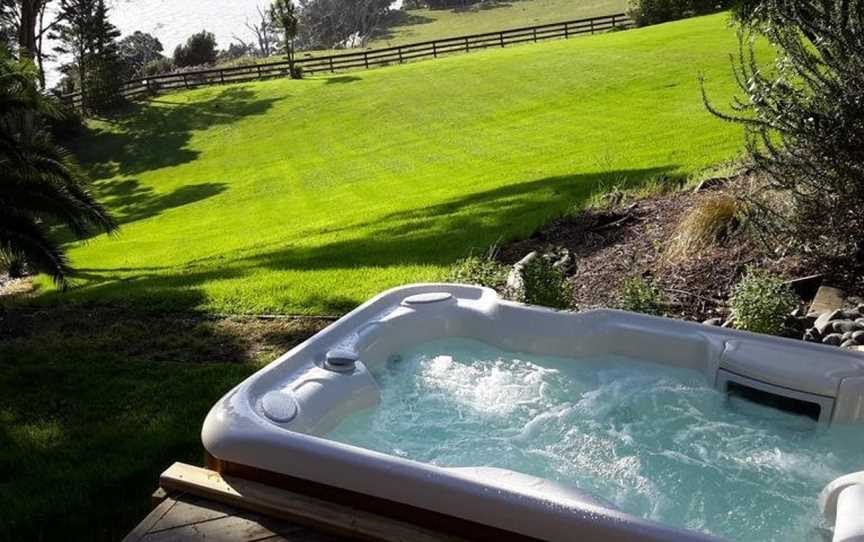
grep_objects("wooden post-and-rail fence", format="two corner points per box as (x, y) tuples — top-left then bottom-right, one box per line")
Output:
(61, 12), (632, 110)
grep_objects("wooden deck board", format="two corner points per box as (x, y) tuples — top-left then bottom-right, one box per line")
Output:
(125, 493), (347, 542)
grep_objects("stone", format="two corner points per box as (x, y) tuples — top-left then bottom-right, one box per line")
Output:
(721, 317), (735, 328)
(853, 330), (864, 345)
(809, 285), (846, 316)
(815, 309), (847, 334)
(834, 320), (859, 334)
(843, 331), (855, 341)
(842, 340), (858, 348)
(506, 251), (538, 300)
(848, 345), (864, 354)
(803, 328), (822, 343)
(703, 318), (723, 326)
(823, 333), (844, 346)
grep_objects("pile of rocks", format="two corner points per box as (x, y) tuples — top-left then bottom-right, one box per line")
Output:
(803, 307), (864, 350)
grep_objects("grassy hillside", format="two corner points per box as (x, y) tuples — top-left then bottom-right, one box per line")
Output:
(44, 13), (748, 316)
(369, 0), (628, 47)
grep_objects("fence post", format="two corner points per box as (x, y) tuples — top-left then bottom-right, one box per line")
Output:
(499, 31), (505, 47)
(182, 73), (189, 89)
(464, 37), (469, 53)
(590, 19), (595, 34)
(329, 56), (334, 73)
(564, 21), (570, 38)
(533, 27), (537, 42)
(611, 14), (617, 28)
(364, 51), (369, 69)
(398, 46), (403, 64)
(432, 42), (438, 58)
(256, 64), (262, 80)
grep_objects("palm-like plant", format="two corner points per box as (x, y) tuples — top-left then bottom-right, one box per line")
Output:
(0, 47), (117, 289)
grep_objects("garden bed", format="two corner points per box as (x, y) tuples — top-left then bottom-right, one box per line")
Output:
(497, 178), (816, 323)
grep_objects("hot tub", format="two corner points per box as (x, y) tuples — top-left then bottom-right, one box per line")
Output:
(203, 284), (864, 542)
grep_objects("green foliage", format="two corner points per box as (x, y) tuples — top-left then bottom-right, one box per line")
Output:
(141, 56), (174, 77)
(703, 0), (864, 261)
(0, 49), (117, 287)
(729, 268), (798, 336)
(446, 253), (509, 291)
(628, 0), (733, 26)
(517, 256), (573, 310)
(118, 31), (164, 78)
(173, 30), (218, 67)
(617, 276), (666, 315)
(51, 0), (124, 111)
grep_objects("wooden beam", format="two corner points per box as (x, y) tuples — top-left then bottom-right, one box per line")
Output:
(160, 463), (468, 542)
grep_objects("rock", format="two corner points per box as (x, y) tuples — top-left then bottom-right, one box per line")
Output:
(803, 328), (822, 343)
(806, 311), (822, 320)
(856, 318), (864, 327)
(722, 317), (735, 328)
(833, 320), (859, 334)
(823, 333), (844, 346)
(506, 251), (538, 300)
(843, 331), (855, 341)
(848, 345), (864, 354)
(810, 285), (846, 316)
(815, 309), (847, 334)
(703, 318), (723, 326)
(813, 309), (842, 335)
(842, 340), (858, 348)
(853, 330), (864, 345)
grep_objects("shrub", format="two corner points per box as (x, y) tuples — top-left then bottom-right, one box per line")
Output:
(142, 57), (174, 77)
(729, 268), (798, 336)
(174, 30), (218, 67)
(703, 1), (864, 261)
(446, 254), (509, 292)
(517, 256), (573, 310)
(628, 0), (733, 26)
(668, 193), (744, 260)
(617, 276), (666, 315)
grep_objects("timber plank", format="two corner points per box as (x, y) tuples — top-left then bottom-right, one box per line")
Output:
(160, 462), (467, 542)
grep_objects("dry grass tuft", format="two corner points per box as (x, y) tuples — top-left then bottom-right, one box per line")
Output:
(667, 193), (744, 261)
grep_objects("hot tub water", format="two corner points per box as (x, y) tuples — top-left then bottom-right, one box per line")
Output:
(327, 338), (864, 542)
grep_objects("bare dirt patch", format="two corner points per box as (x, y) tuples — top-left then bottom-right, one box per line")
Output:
(498, 182), (801, 322)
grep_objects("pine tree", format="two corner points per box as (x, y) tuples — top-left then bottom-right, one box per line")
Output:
(51, 0), (121, 111)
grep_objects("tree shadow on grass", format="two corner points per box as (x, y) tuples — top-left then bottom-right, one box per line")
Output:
(50, 166), (682, 314)
(237, 166), (684, 272)
(71, 86), (287, 180)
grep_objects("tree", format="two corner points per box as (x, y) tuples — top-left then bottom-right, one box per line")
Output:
(118, 30), (163, 78)
(51, 0), (122, 109)
(1, 0), (59, 88)
(297, 0), (390, 49)
(269, 0), (298, 78)
(703, 0), (864, 260)
(173, 30), (217, 67)
(0, 47), (117, 287)
(243, 5), (277, 58)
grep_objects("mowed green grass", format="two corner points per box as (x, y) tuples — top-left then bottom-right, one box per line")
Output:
(368, 0), (628, 48)
(43, 13), (747, 315)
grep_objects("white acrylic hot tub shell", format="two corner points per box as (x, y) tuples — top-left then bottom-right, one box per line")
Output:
(203, 283), (864, 542)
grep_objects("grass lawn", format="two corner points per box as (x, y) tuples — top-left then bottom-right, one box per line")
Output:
(35, 13), (750, 316)
(368, 0), (628, 48)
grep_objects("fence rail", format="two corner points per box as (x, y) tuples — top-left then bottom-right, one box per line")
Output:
(61, 12), (632, 109)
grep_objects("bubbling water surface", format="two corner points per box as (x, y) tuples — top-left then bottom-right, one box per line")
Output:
(326, 338), (864, 541)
